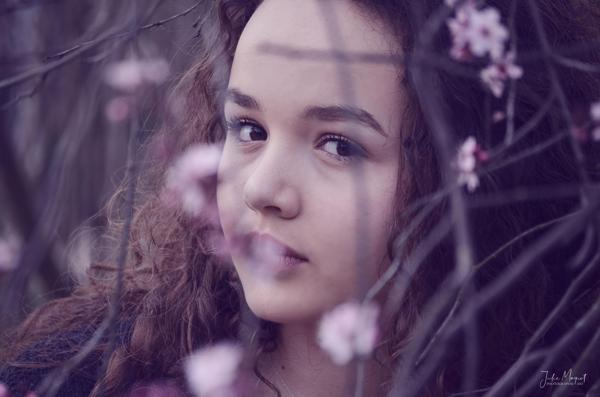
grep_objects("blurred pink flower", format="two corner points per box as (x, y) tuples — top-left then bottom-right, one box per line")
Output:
(0, 233), (21, 272)
(571, 126), (588, 143)
(480, 51), (523, 97)
(492, 110), (506, 123)
(591, 101), (600, 122)
(184, 342), (243, 397)
(445, 0), (474, 8)
(448, 4), (508, 61)
(317, 301), (380, 365)
(140, 60), (170, 84)
(592, 127), (600, 142)
(0, 383), (8, 397)
(105, 96), (131, 123)
(222, 233), (285, 278)
(104, 58), (170, 91)
(455, 136), (486, 192)
(162, 144), (222, 217)
(232, 233), (287, 278)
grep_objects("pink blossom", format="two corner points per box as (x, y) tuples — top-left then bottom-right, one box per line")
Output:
(455, 136), (486, 192)
(105, 96), (131, 123)
(184, 342), (243, 397)
(104, 58), (170, 91)
(448, 4), (509, 61)
(571, 126), (588, 143)
(445, 0), (474, 8)
(105, 60), (144, 91)
(480, 51), (523, 97)
(207, 230), (231, 261)
(317, 301), (380, 365)
(162, 144), (222, 217)
(592, 127), (600, 142)
(492, 110), (506, 122)
(140, 59), (170, 84)
(0, 383), (9, 397)
(228, 232), (287, 278)
(0, 233), (21, 272)
(590, 101), (600, 122)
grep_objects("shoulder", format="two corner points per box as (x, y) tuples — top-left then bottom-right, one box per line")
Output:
(0, 319), (133, 397)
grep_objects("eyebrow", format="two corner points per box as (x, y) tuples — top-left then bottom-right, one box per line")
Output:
(224, 88), (388, 137)
(225, 88), (260, 110)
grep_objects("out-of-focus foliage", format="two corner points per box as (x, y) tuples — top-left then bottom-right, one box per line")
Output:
(0, 0), (205, 330)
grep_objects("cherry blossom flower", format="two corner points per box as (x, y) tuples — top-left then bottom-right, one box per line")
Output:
(140, 60), (170, 84)
(588, 102), (600, 141)
(228, 232), (287, 278)
(105, 96), (131, 123)
(162, 144), (222, 218)
(0, 233), (21, 272)
(480, 51), (523, 97)
(590, 101), (600, 122)
(492, 110), (506, 123)
(317, 301), (380, 365)
(0, 383), (9, 397)
(445, 0), (474, 9)
(184, 342), (243, 397)
(448, 4), (509, 61)
(104, 58), (170, 91)
(571, 125), (588, 143)
(455, 136), (488, 192)
(207, 230), (231, 261)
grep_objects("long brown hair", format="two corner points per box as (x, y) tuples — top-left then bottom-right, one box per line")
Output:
(2, 0), (600, 396)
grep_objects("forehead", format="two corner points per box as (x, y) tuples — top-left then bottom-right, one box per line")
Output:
(238, 0), (395, 55)
(228, 0), (405, 136)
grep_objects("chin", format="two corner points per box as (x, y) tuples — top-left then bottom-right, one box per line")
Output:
(244, 290), (323, 325)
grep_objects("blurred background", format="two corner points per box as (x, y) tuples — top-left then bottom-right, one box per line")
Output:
(0, 0), (206, 331)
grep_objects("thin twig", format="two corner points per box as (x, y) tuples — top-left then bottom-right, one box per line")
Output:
(485, 253), (600, 396)
(0, 1), (202, 90)
(526, 0), (591, 204)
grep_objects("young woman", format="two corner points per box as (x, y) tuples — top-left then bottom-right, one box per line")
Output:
(2, 0), (600, 396)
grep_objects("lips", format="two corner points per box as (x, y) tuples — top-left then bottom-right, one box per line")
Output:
(246, 232), (308, 262)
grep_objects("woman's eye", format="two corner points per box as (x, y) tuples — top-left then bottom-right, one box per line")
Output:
(318, 134), (366, 164)
(225, 118), (267, 142)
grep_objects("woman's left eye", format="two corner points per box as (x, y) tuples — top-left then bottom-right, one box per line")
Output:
(225, 117), (267, 142)
(317, 134), (367, 163)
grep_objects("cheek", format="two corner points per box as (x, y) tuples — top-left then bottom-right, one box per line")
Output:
(216, 148), (243, 237)
(312, 169), (397, 289)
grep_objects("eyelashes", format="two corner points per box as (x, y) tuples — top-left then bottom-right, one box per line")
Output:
(224, 116), (367, 164)
(225, 117), (267, 142)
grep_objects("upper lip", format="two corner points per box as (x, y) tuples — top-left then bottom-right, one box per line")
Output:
(246, 232), (308, 261)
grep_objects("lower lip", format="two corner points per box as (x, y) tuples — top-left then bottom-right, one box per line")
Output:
(279, 255), (308, 267)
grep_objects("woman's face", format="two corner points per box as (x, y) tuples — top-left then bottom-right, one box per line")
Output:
(217, 0), (406, 324)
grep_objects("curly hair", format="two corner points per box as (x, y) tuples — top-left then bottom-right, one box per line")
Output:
(2, 0), (600, 396)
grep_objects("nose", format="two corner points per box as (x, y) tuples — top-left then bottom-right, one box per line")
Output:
(242, 142), (301, 220)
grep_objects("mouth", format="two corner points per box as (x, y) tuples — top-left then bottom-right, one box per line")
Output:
(245, 232), (309, 264)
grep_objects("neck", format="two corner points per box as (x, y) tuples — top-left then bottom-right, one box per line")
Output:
(253, 321), (391, 397)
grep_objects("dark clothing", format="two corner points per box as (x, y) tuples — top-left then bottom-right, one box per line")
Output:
(0, 321), (132, 397)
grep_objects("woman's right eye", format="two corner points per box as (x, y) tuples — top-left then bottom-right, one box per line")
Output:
(225, 117), (267, 142)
